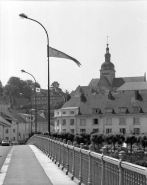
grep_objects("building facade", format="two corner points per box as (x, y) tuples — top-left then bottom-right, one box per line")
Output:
(54, 43), (147, 135)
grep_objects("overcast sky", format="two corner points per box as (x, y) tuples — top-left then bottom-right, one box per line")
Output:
(0, 0), (147, 92)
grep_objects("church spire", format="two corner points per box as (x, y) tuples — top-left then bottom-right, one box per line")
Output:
(105, 36), (111, 62)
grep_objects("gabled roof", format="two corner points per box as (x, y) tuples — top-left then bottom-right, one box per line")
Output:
(112, 76), (145, 88)
(98, 76), (111, 87)
(70, 85), (92, 97)
(62, 92), (147, 114)
(88, 78), (100, 86)
(1, 109), (26, 123)
(117, 82), (147, 91)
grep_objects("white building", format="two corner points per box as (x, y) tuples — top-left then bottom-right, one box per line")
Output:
(54, 91), (147, 135)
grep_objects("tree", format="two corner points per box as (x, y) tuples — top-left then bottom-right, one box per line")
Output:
(140, 135), (147, 151)
(0, 81), (3, 96)
(125, 135), (137, 153)
(51, 81), (62, 94)
(22, 85), (32, 100)
(64, 90), (71, 102)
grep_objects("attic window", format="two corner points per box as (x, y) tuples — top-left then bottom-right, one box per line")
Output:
(105, 108), (113, 114)
(118, 107), (127, 113)
(133, 107), (141, 113)
(93, 108), (100, 114)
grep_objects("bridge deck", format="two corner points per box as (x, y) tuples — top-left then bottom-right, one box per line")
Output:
(0, 145), (77, 185)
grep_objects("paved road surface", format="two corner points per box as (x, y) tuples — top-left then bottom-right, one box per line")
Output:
(0, 146), (12, 170)
(0, 145), (77, 185)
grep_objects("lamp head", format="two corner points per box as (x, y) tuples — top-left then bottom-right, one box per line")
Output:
(21, 69), (26, 73)
(19, 13), (28, 19)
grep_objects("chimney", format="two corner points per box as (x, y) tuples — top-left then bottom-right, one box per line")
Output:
(135, 90), (139, 100)
(108, 91), (113, 100)
(80, 93), (87, 103)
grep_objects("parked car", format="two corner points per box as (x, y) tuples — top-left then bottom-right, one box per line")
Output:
(2, 140), (10, 146)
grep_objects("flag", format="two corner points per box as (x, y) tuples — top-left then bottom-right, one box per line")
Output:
(49, 47), (81, 67)
(36, 87), (40, 92)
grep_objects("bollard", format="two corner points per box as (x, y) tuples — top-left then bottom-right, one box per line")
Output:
(118, 151), (126, 185)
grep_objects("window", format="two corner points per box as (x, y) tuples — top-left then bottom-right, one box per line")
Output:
(119, 107), (127, 113)
(5, 137), (9, 140)
(80, 119), (86, 126)
(93, 109), (100, 114)
(62, 119), (66, 126)
(106, 128), (112, 134)
(133, 107), (141, 113)
(13, 129), (15, 133)
(119, 118), (126, 125)
(70, 129), (74, 133)
(133, 117), (140, 124)
(57, 120), (59, 126)
(93, 129), (99, 133)
(70, 119), (74, 125)
(62, 111), (66, 114)
(5, 129), (9, 134)
(62, 129), (66, 132)
(93, 119), (98, 125)
(106, 118), (112, 125)
(106, 108), (113, 113)
(80, 129), (86, 133)
(13, 137), (15, 141)
(120, 128), (126, 134)
(134, 128), (140, 134)
(70, 111), (74, 114)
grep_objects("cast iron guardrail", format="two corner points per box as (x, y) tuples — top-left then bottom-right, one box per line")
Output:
(27, 135), (147, 185)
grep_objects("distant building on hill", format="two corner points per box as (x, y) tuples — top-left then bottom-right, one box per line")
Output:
(54, 42), (147, 135)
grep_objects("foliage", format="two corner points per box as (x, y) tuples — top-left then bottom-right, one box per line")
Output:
(74, 134), (85, 145)
(90, 133), (104, 145)
(125, 135), (137, 153)
(22, 85), (32, 99)
(0, 81), (3, 96)
(140, 135), (147, 151)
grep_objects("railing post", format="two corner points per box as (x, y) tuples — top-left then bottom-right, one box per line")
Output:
(62, 139), (66, 170)
(53, 138), (57, 164)
(65, 140), (70, 175)
(87, 144), (93, 185)
(78, 143), (84, 185)
(58, 138), (62, 167)
(101, 146), (107, 185)
(71, 141), (77, 180)
(118, 151), (126, 185)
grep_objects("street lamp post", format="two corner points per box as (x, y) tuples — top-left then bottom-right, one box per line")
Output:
(21, 69), (37, 134)
(19, 13), (50, 135)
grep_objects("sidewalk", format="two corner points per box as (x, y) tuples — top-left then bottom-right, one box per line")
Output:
(1, 145), (77, 185)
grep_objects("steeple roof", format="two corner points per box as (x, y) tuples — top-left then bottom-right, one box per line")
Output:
(101, 43), (115, 71)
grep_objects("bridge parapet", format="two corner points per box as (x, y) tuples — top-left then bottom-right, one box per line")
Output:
(27, 135), (147, 185)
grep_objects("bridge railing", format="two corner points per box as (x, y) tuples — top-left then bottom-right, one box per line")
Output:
(27, 135), (147, 185)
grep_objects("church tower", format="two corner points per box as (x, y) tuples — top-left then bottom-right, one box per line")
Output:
(100, 41), (115, 85)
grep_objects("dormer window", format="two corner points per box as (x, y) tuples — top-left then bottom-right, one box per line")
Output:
(93, 108), (101, 114)
(105, 108), (114, 114)
(132, 107), (141, 113)
(118, 107), (128, 113)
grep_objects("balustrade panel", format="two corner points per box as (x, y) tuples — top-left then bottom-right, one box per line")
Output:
(74, 150), (80, 179)
(91, 155), (102, 185)
(123, 168), (146, 185)
(63, 146), (68, 169)
(104, 161), (119, 185)
(68, 148), (73, 174)
(81, 152), (89, 184)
